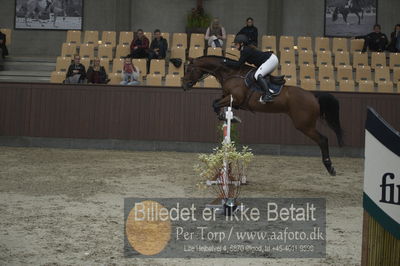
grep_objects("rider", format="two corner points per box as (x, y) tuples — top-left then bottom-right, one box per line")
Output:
(223, 34), (279, 103)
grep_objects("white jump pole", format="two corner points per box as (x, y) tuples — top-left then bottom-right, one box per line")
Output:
(220, 95), (234, 199)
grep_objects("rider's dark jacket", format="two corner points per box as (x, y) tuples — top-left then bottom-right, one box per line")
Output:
(224, 46), (272, 68)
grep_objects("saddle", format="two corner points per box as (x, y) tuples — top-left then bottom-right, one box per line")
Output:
(244, 69), (286, 96)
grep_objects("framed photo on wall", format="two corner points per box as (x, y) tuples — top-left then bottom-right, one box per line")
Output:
(15, 0), (83, 30)
(324, 0), (377, 37)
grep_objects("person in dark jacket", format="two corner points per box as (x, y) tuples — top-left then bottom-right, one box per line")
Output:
(387, 24), (400, 52)
(237, 17), (258, 47)
(147, 29), (168, 72)
(86, 58), (108, 84)
(0, 30), (9, 59)
(224, 35), (278, 103)
(130, 29), (150, 58)
(356, 24), (388, 52)
(65, 55), (86, 83)
(148, 29), (168, 60)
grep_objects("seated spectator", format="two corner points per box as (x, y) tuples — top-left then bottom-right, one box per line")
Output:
(237, 17), (258, 47)
(387, 24), (400, 53)
(120, 57), (140, 85)
(87, 58), (108, 84)
(130, 29), (149, 58)
(147, 29), (168, 73)
(65, 55), (86, 84)
(356, 24), (388, 52)
(0, 30), (9, 59)
(205, 18), (226, 48)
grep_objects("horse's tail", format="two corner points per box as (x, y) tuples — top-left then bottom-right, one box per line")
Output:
(315, 92), (344, 146)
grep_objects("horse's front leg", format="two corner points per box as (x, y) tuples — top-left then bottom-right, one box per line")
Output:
(212, 95), (240, 120)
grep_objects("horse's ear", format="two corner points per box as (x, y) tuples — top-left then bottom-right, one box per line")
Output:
(188, 57), (194, 64)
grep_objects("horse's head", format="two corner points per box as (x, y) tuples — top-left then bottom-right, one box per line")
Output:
(182, 58), (205, 91)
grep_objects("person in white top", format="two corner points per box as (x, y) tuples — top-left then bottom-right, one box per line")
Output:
(205, 18), (226, 48)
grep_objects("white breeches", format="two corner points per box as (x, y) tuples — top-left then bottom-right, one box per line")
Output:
(254, 53), (279, 80)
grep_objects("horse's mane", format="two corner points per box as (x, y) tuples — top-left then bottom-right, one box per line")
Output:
(196, 55), (254, 72)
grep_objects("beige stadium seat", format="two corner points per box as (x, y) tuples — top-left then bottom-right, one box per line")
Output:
(172, 33), (187, 48)
(101, 31), (116, 47)
(315, 37), (330, 52)
(300, 64), (316, 90)
(371, 52), (387, 69)
(188, 47), (204, 58)
(226, 34), (236, 49)
(79, 43), (95, 59)
(61, 43), (77, 57)
(207, 47), (223, 56)
(119, 31), (134, 45)
(146, 74), (162, 86)
(280, 64), (297, 86)
(318, 65), (335, 91)
(393, 68), (400, 86)
(80, 58), (91, 70)
(332, 38), (348, 53)
(298, 50), (314, 66)
(108, 73), (122, 85)
(143, 32), (152, 41)
(297, 36), (312, 52)
(112, 58), (124, 73)
(204, 76), (221, 88)
(161, 32), (170, 45)
(98, 44), (113, 60)
(225, 47), (240, 60)
(190, 33), (205, 48)
(261, 35), (276, 52)
(66, 30), (81, 44)
(350, 39), (365, 53)
(171, 46), (186, 60)
(339, 80), (355, 92)
(353, 52), (368, 67)
(280, 50), (295, 65)
(355, 66), (372, 83)
(316, 51), (332, 67)
(334, 51), (350, 67)
(100, 58), (110, 73)
(115, 44), (130, 58)
(56, 56), (72, 72)
(0, 28), (12, 45)
(50, 71), (66, 83)
(389, 53), (400, 70)
(279, 36), (294, 51)
(165, 74), (181, 87)
(374, 67), (390, 83)
(84, 30), (99, 46)
(358, 80), (375, 92)
(337, 65), (353, 81)
(168, 62), (184, 76)
(149, 59), (165, 76)
(132, 59), (147, 78)
(377, 81), (394, 93)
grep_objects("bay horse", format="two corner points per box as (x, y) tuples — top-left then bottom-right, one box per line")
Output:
(332, 0), (364, 25)
(182, 56), (343, 176)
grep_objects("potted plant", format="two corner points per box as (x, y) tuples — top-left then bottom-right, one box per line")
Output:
(186, 0), (211, 34)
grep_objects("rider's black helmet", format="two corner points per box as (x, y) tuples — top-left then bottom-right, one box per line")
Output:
(233, 34), (248, 45)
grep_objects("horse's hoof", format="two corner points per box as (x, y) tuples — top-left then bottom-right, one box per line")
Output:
(329, 167), (336, 176)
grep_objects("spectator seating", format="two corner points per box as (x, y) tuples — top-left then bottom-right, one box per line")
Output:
(0, 28), (12, 45)
(315, 37), (330, 52)
(261, 35), (276, 52)
(115, 44), (130, 58)
(332, 38), (348, 53)
(350, 39), (365, 53)
(119, 32), (133, 45)
(298, 50), (314, 66)
(83, 30), (99, 46)
(101, 31), (116, 47)
(172, 33), (187, 48)
(297, 36), (312, 52)
(61, 43), (77, 57)
(190, 33), (205, 48)
(188, 47), (204, 58)
(66, 30), (81, 44)
(165, 74), (181, 87)
(207, 47), (223, 56)
(279, 36), (294, 51)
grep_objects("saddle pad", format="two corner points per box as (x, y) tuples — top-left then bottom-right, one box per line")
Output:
(244, 70), (283, 96)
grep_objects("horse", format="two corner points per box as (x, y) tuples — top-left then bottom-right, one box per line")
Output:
(19, 0), (67, 27)
(332, 0), (364, 25)
(182, 56), (344, 176)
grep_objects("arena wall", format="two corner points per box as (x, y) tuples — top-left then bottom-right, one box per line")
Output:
(0, 83), (399, 156)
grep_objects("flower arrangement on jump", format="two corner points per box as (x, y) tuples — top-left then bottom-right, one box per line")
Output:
(195, 142), (254, 201)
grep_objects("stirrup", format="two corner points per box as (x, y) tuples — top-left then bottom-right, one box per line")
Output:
(259, 94), (273, 104)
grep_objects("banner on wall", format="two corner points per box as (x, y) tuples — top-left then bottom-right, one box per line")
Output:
(363, 107), (400, 240)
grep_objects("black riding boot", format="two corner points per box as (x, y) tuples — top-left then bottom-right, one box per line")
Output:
(256, 74), (273, 103)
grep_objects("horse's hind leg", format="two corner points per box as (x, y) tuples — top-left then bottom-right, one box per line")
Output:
(297, 124), (336, 176)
